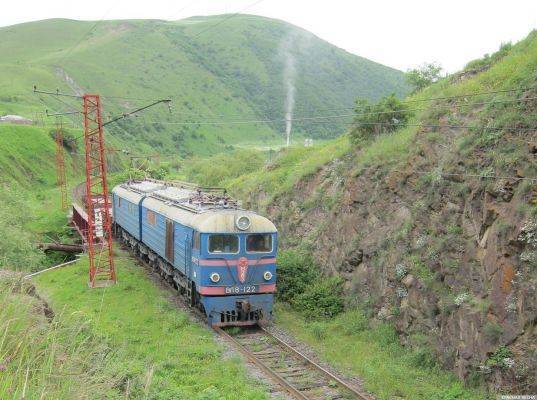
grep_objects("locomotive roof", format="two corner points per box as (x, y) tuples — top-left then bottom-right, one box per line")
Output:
(128, 180), (167, 193)
(112, 179), (277, 233)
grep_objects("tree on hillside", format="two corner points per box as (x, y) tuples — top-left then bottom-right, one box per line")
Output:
(350, 93), (411, 144)
(405, 62), (443, 93)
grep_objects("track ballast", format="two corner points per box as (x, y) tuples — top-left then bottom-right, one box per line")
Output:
(215, 326), (370, 400)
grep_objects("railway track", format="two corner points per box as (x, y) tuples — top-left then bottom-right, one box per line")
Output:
(119, 241), (370, 400)
(214, 326), (370, 400)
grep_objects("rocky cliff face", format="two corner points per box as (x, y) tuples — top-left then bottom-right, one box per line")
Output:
(243, 93), (537, 391)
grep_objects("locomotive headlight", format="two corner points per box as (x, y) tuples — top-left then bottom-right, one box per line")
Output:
(236, 215), (251, 231)
(210, 272), (220, 283)
(263, 271), (273, 281)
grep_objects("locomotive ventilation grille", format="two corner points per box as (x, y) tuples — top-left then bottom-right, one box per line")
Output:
(221, 310), (262, 324)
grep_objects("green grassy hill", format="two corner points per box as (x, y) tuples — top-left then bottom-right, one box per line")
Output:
(0, 15), (408, 156)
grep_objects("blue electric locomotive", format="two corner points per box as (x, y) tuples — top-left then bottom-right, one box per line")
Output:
(111, 179), (277, 326)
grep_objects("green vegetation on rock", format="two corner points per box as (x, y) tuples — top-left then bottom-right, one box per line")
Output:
(0, 185), (44, 270)
(277, 249), (344, 319)
(350, 93), (412, 143)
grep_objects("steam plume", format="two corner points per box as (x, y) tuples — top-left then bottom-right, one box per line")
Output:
(281, 35), (296, 147)
(284, 54), (296, 147)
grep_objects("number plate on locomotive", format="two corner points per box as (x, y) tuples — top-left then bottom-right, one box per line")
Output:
(225, 285), (257, 294)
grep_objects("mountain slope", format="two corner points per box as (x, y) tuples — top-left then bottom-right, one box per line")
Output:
(0, 15), (408, 155)
(183, 31), (537, 395)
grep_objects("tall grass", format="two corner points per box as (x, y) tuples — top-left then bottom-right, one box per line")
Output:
(276, 305), (490, 400)
(33, 253), (272, 399)
(0, 273), (120, 399)
(355, 124), (417, 168)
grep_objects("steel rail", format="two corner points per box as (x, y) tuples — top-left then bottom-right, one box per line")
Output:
(260, 327), (370, 399)
(214, 326), (370, 400)
(214, 326), (309, 400)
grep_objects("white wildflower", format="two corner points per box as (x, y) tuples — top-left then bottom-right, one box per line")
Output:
(519, 219), (537, 246)
(429, 252), (440, 263)
(396, 286), (408, 298)
(505, 296), (517, 313)
(478, 365), (491, 374)
(502, 357), (515, 369)
(395, 263), (408, 279)
(520, 250), (537, 263)
(454, 293), (470, 306)
(415, 235), (428, 249)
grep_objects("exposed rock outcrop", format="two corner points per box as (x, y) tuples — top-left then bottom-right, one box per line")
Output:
(245, 129), (536, 392)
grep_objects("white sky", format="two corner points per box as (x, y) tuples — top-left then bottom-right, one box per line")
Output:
(1, 0), (536, 72)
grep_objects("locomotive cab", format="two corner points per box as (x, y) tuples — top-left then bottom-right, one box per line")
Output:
(191, 212), (278, 326)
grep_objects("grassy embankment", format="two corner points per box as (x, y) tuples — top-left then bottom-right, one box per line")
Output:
(0, 123), (89, 268)
(32, 254), (271, 399)
(1, 255), (273, 399)
(171, 135), (351, 210)
(276, 306), (488, 400)
(0, 123), (274, 399)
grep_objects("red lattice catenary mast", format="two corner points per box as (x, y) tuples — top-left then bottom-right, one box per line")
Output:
(34, 85), (171, 288)
(82, 94), (116, 287)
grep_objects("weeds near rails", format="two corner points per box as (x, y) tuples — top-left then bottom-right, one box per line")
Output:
(226, 326), (242, 336)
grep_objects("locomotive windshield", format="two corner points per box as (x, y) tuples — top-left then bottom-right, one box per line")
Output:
(209, 234), (239, 253)
(247, 234), (272, 253)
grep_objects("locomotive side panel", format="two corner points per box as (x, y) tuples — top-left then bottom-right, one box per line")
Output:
(140, 204), (167, 261)
(112, 193), (142, 240)
(140, 200), (193, 278)
(172, 222), (192, 277)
